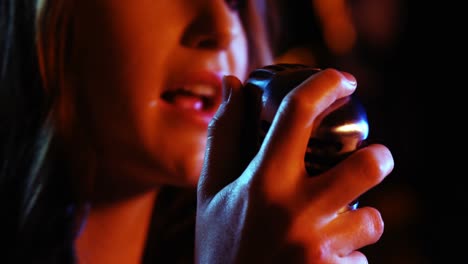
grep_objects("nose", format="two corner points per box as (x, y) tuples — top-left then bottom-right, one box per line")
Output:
(181, 1), (240, 50)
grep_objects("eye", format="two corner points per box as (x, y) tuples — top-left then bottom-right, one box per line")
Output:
(225, 0), (246, 11)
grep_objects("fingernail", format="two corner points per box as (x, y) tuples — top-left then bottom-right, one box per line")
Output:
(341, 71), (357, 86)
(222, 75), (233, 102)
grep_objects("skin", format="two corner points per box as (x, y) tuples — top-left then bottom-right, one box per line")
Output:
(67, 0), (248, 190)
(54, 0), (394, 263)
(197, 72), (393, 263)
(65, 0), (248, 262)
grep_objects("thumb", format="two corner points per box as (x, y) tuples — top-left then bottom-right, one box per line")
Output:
(198, 75), (261, 200)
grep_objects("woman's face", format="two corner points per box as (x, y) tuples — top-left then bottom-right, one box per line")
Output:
(67, 0), (249, 188)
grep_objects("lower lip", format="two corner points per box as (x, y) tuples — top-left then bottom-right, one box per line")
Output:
(159, 98), (217, 127)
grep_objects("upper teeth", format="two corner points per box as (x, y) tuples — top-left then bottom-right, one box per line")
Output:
(182, 84), (216, 97)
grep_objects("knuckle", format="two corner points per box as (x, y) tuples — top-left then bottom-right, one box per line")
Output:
(308, 242), (330, 263)
(281, 93), (319, 119)
(357, 148), (390, 186)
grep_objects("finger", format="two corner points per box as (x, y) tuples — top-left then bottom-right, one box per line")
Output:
(338, 251), (368, 264)
(198, 75), (261, 200)
(258, 69), (357, 189)
(304, 144), (394, 215)
(325, 206), (384, 257)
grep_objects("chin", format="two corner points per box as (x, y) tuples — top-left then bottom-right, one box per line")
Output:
(181, 153), (205, 188)
(166, 167), (201, 189)
(161, 148), (205, 189)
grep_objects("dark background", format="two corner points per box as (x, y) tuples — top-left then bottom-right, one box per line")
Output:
(272, 1), (447, 263)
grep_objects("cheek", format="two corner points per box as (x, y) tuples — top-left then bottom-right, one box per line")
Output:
(69, 1), (172, 143)
(229, 28), (250, 79)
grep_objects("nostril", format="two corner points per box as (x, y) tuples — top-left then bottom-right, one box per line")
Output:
(194, 36), (222, 49)
(225, 0), (246, 12)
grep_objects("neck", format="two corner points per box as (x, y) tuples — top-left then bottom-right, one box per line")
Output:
(75, 189), (158, 264)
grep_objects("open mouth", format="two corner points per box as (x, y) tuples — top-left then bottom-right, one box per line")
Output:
(161, 84), (217, 112)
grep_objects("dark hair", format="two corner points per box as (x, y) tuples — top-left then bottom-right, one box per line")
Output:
(1, 0), (78, 262)
(0, 0), (276, 263)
